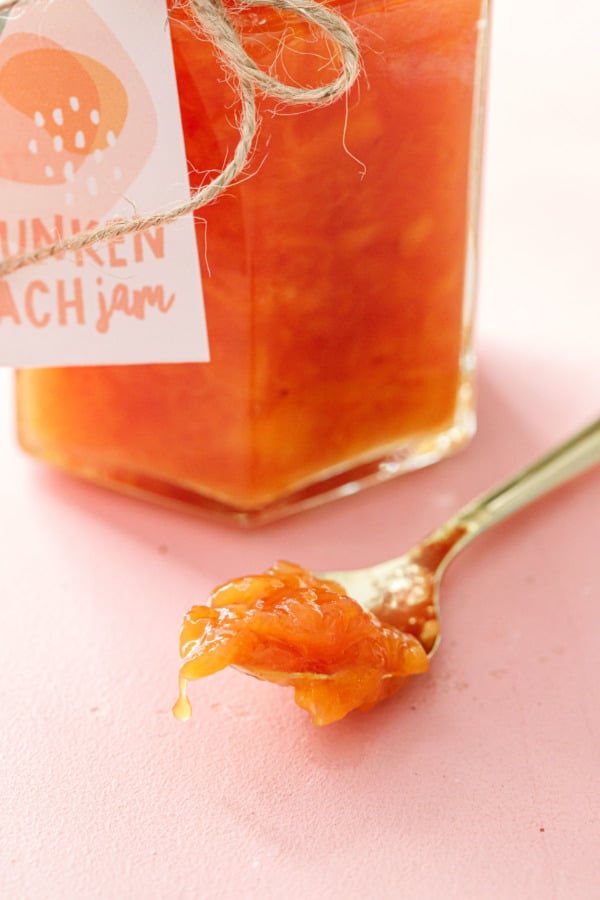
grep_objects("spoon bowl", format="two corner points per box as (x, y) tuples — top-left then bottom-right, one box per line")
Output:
(320, 542), (449, 658)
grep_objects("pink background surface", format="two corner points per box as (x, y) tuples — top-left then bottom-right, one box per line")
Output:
(1, 1), (599, 897)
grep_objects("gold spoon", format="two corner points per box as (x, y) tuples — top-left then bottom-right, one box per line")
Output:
(317, 417), (600, 658)
(173, 418), (600, 726)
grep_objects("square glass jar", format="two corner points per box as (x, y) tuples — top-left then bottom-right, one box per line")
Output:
(15, 0), (491, 523)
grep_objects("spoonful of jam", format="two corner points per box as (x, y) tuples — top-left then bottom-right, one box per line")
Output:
(173, 418), (600, 726)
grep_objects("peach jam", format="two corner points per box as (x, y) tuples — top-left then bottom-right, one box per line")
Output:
(16, 0), (491, 522)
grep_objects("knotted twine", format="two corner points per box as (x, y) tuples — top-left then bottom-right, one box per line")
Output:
(0, 0), (360, 278)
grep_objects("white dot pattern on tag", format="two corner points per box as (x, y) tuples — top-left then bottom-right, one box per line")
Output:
(90, 109), (100, 125)
(53, 135), (64, 152)
(74, 131), (86, 149)
(44, 165), (54, 178)
(64, 161), (75, 182)
(69, 96), (80, 112)
(34, 111), (45, 127)
(52, 108), (63, 126)
(28, 139), (38, 155)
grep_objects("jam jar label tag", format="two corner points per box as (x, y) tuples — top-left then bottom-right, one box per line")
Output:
(0, 0), (209, 366)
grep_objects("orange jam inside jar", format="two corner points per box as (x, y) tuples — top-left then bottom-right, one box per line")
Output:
(15, 0), (491, 522)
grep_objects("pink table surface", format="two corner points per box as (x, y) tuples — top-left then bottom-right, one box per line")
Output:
(1, 2), (599, 898)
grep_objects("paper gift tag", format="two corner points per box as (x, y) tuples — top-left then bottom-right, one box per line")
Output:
(0, 0), (209, 366)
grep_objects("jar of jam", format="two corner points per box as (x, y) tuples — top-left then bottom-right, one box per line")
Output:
(15, 0), (491, 523)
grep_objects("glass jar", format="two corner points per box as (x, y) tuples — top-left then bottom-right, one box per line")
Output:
(15, 0), (491, 523)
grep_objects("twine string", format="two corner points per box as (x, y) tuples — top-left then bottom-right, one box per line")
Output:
(190, 0), (360, 104)
(0, 0), (360, 278)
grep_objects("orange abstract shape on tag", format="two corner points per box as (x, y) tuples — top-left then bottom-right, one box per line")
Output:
(0, 33), (128, 185)
(0, 5), (158, 232)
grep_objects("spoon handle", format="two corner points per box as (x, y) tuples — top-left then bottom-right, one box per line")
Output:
(445, 416), (600, 549)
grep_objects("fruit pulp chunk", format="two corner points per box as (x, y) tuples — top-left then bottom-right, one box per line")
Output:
(173, 561), (429, 726)
(16, 0), (487, 513)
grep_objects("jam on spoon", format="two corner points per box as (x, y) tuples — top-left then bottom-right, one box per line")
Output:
(173, 561), (429, 727)
(173, 418), (600, 725)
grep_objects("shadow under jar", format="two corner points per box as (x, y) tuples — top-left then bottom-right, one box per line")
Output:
(16, 0), (492, 524)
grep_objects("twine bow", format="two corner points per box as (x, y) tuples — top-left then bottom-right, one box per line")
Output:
(0, 0), (360, 277)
